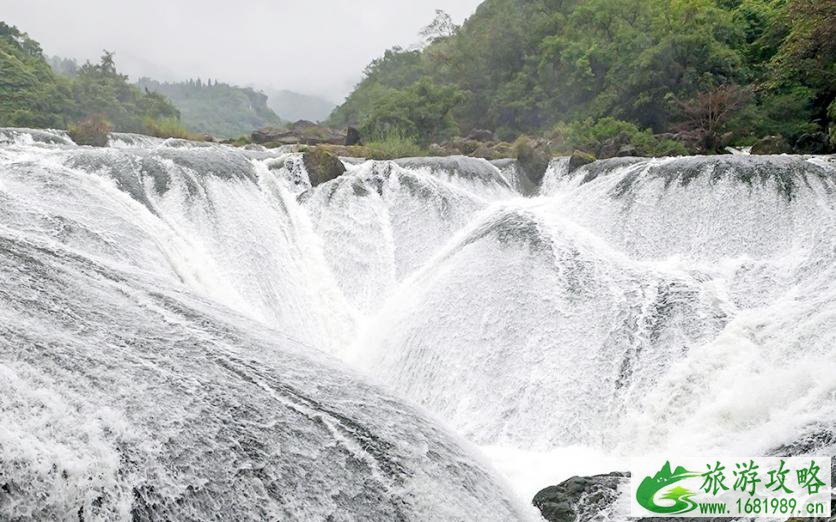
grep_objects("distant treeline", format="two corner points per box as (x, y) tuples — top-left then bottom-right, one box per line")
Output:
(1, 21), (285, 140)
(329, 0), (835, 153)
(0, 22), (180, 135)
(136, 78), (283, 138)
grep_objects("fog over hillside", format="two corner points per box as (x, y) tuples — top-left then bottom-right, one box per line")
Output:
(265, 90), (337, 123)
(1, 0), (481, 102)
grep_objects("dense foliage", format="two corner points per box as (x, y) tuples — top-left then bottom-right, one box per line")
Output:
(137, 78), (284, 138)
(72, 52), (179, 133)
(0, 22), (72, 128)
(68, 114), (111, 147)
(0, 22), (181, 135)
(355, 78), (464, 145)
(330, 0), (835, 152)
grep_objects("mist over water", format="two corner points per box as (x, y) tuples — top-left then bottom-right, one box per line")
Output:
(1, 128), (834, 519)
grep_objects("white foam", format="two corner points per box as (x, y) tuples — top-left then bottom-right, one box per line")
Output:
(2, 136), (834, 516)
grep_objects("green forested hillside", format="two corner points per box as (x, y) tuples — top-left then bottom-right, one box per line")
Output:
(330, 0), (835, 152)
(137, 79), (284, 138)
(0, 22), (180, 135)
(0, 22), (72, 128)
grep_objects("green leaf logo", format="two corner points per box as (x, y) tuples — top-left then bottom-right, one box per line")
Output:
(636, 462), (700, 514)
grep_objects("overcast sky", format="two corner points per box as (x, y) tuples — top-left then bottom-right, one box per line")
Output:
(3, 0), (482, 103)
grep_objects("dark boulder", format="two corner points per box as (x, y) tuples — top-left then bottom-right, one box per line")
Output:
(533, 472), (731, 522)
(751, 135), (792, 155)
(345, 127), (361, 146)
(302, 147), (346, 186)
(472, 142), (514, 160)
(531, 437), (836, 522)
(769, 428), (835, 457)
(794, 132), (830, 154)
(656, 131), (701, 153)
(467, 129), (495, 142)
(599, 138), (620, 159)
(449, 137), (481, 155)
(616, 144), (638, 157)
(567, 150), (596, 173)
(513, 137), (552, 186)
(599, 139), (641, 159)
(289, 120), (318, 131)
(533, 472), (627, 522)
(251, 127), (292, 145)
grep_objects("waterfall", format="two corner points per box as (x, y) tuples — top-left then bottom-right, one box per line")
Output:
(357, 155), (836, 455)
(0, 129), (536, 521)
(1, 127), (834, 519)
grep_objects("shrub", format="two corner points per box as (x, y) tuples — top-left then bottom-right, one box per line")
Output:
(553, 118), (687, 157)
(364, 132), (427, 159)
(144, 117), (200, 140)
(729, 87), (818, 145)
(68, 115), (112, 147)
(675, 85), (750, 152)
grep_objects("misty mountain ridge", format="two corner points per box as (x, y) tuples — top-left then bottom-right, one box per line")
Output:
(264, 89), (337, 123)
(136, 77), (283, 139)
(45, 52), (335, 137)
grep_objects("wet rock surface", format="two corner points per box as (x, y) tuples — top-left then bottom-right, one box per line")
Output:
(533, 472), (627, 522)
(302, 147), (347, 186)
(567, 149), (596, 172)
(532, 472), (764, 522)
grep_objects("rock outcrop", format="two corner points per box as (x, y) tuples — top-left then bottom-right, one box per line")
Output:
(513, 138), (553, 185)
(533, 472), (737, 522)
(302, 147), (346, 186)
(533, 472), (627, 522)
(751, 135), (792, 155)
(533, 459), (834, 522)
(467, 129), (495, 142)
(567, 149), (596, 172)
(252, 120), (346, 146)
(794, 132), (831, 154)
(345, 126), (361, 146)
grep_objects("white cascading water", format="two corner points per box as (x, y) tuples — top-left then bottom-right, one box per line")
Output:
(0, 129), (536, 521)
(1, 127), (834, 520)
(305, 156), (514, 314)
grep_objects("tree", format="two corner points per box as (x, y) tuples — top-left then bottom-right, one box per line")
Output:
(675, 84), (750, 151)
(328, 48), (424, 128)
(360, 78), (464, 144)
(770, 0), (835, 125)
(48, 55), (80, 76)
(0, 22), (72, 128)
(419, 10), (459, 47)
(70, 51), (179, 132)
(331, 0), (836, 150)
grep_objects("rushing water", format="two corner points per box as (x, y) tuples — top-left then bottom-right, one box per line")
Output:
(1, 128), (834, 520)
